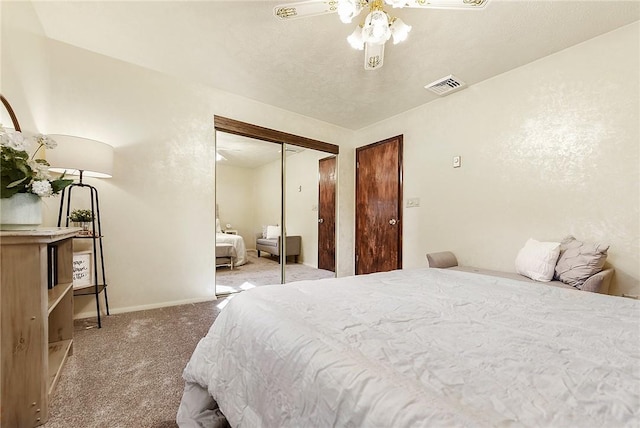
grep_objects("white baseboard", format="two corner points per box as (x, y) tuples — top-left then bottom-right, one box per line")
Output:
(73, 295), (218, 320)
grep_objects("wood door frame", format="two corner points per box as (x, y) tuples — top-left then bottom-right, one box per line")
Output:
(355, 135), (403, 273)
(214, 116), (339, 154)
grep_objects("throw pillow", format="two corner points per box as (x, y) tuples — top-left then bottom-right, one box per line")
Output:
(261, 225), (269, 238)
(515, 238), (561, 282)
(216, 218), (222, 233)
(554, 235), (609, 287)
(266, 225), (280, 239)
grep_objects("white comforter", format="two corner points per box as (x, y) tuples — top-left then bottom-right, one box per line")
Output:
(216, 233), (247, 266)
(181, 268), (640, 427)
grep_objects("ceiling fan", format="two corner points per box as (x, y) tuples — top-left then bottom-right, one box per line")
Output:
(274, 0), (488, 70)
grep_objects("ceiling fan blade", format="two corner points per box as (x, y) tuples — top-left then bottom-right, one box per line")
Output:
(404, 0), (488, 10)
(274, 0), (339, 20)
(364, 43), (385, 71)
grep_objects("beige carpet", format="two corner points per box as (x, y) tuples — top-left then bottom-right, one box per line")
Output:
(43, 300), (226, 428)
(216, 251), (334, 295)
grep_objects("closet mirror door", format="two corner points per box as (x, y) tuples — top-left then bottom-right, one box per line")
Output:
(284, 144), (336, 282)
(213, 116), (339, 296)
(214, 132), (282, 296)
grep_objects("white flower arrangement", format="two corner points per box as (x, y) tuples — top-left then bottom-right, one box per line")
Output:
(0, 124), (73, 198)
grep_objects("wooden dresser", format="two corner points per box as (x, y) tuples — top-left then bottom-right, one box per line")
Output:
(1, 227), (79, 427)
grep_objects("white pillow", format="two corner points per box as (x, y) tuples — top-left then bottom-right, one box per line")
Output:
(216, 218), (222, 233)
(266, 225), (280, 239)
(515, 238), (561, 282)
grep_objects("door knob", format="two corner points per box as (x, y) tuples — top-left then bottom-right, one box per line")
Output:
(389, 219), (397, 225)
(318, 218), (324, 224)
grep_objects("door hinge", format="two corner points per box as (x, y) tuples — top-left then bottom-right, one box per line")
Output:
(356, 161), (359, 169)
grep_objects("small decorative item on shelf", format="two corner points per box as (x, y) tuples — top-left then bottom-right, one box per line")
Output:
(0, 95), (73, 229)
(69, 209), (94, 235)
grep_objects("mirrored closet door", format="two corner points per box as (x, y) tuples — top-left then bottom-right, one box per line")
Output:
(284, 144), (336, 283)
(213, 117), (339, 297)
(214, 133), (282, 295)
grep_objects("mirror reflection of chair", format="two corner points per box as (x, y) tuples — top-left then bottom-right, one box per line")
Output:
(256, 233), (301, 263)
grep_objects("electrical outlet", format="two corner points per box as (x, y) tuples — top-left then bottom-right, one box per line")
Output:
(406, 198), (420, 208)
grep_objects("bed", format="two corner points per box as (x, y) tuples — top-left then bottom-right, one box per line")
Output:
(216, 233), (247, 267)
(178, 267), (639, 427)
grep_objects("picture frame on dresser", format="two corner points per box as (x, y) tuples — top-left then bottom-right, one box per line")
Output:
(72, 250), (93, 289)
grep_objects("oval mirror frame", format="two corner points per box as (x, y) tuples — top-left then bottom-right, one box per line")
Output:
(0, 94), (22, 131)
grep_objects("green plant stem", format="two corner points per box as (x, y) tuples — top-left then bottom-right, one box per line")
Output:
(30, 143), (44, 160)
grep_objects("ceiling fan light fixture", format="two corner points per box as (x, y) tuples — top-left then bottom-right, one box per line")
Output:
(347, 26), (365, 50)
(273, 0), (489, 70)
(390, 17), (411, 44)
(337, 0), (363, 23)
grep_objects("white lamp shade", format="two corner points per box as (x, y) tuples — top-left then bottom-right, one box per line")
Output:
(347, 27), (365, 50)
(46, 134), (114, 178)
(362, 10), (391, 45)
(390, 18), (412, 44)
(337, 0), (362, 23)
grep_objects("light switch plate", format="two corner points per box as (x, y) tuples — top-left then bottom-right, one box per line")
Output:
(406, 198), (420, 208)
(453, 156), (461, 168)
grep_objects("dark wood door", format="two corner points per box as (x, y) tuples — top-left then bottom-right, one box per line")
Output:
(318, 156), (336, 272)
(355, 136), (403, 275)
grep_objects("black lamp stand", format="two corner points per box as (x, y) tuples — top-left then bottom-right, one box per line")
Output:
(57, 170), (110, 328)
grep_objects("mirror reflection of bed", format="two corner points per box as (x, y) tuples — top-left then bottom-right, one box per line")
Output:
(214, 128), (336, 296)
(215, 218), (247, 269)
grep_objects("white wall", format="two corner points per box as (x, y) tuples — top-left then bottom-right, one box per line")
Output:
(0, 0), (50, 131)
(355, 23), (640, 296)
(2, 0), (355, 317)
(286, 149), (328, 267)
(216, 163), (255, 248)
(252, 154), (282, 238)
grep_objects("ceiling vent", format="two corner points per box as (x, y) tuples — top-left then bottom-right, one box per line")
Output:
(424, 75), (467, 96)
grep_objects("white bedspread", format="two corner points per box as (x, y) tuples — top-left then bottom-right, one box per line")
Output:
(216, 233), (246, 266)
(181, 268), (640, 427)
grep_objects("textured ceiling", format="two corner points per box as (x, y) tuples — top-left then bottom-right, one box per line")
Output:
(31, 0), (640, 130)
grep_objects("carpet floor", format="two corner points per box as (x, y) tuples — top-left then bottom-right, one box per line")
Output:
(43, 300), (227, 428)
(216, 251), (334, 295)
(42, 255), (334, 427)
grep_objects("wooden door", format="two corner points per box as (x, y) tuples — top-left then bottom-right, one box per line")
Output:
(355, 136), (403, 275)
(318, 156), (336, 272)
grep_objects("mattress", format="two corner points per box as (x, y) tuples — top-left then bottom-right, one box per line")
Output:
(179, 268), (640, 427)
